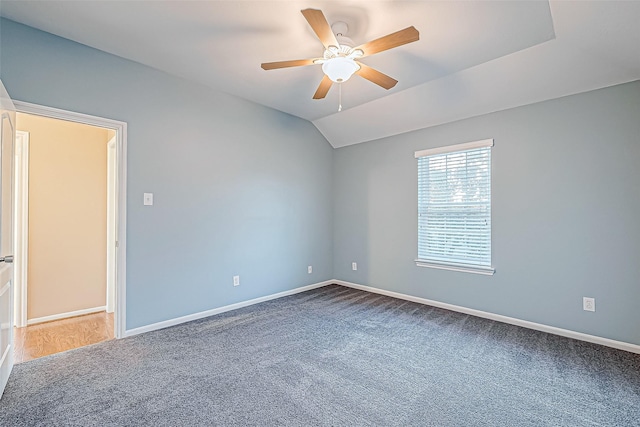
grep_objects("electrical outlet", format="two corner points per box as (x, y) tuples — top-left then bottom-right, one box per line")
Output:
(308, 266), (312, 274)
(233, 275), (240, 287)
(583, 297), (595, 312)
(352, 262), (357, 271)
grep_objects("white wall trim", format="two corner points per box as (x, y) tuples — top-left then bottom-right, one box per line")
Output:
(124, 280), (334, 337)
(334, 280), (640, 355)
(13, 130), (29, 328)
(414, 138), (494, 158)
(13, 100), (127, 339)
(27, 306), (106, 325)
(119, 276), (640, 355)
(105, 136), (116, 314)
(415, 259), (495, 275)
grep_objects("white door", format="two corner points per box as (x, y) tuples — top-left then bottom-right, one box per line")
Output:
(0, 80), (16, 398)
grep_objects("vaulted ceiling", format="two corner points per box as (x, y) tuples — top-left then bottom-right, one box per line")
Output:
(2, 1), (639, 147)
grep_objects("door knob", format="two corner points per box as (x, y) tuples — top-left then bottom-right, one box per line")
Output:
(0, 255), (13, 263)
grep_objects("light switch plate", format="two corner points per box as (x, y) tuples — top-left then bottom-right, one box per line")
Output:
(143, 193), (153, 206)
(583, 297), (595, 312)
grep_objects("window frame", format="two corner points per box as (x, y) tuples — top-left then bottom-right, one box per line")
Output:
(414, 139), (495, 276)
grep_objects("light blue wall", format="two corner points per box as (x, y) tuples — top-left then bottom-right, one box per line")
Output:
(0, 18), (334, 329)
(3, 18), (640, 346)
(333, 81), (640, 345)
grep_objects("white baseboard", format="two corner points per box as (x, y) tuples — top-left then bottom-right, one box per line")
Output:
(27, 306), (106, 325)
(124, 280), (334, 337)
(334, 280), (640, 355)
(121, 278), (640, 355)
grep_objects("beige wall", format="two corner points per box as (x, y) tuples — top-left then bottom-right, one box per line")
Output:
(17, 113), (109, 320)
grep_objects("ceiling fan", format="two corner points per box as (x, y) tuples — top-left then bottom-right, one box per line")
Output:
(261, 9), (419, 100)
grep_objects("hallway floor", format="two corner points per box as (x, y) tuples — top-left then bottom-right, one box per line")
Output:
(14, 311), (114, 363)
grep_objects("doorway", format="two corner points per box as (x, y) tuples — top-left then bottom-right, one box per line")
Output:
(11, 101), (127, 362)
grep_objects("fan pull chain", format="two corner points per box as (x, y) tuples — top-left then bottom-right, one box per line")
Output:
(338, 83), (342, 112)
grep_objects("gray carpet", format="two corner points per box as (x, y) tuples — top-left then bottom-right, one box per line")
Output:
(1, 284), (639, 426)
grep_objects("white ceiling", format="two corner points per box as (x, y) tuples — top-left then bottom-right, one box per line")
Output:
(1, 1), (639, 148)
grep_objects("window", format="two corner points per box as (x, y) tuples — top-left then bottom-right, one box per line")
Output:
(415, 139), (494, 275)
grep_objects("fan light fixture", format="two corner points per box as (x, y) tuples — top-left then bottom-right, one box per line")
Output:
(321, 56), (360, 83)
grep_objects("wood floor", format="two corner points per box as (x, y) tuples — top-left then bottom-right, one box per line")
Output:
(14, 311), (114, 364)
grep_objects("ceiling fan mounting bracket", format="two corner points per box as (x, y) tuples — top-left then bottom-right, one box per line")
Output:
(331, 21), (349, 37)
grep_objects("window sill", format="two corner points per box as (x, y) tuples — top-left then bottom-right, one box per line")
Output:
(415, 259), (495, 276)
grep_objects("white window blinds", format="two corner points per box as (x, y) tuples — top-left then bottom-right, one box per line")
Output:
(415, 139), (494, 274)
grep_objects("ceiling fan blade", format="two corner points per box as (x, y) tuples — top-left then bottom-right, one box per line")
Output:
(355, 63), (398, 90)
(354, 26), (419, 58)
(261, 59), (317, 70)
(313, 75), (333, 99)
(301, 9), (339, 50)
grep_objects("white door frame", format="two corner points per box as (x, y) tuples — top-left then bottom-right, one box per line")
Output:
(13, 130), (29, 328)
(106, 136), (116, 314)
(13, 101), (127, 339)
